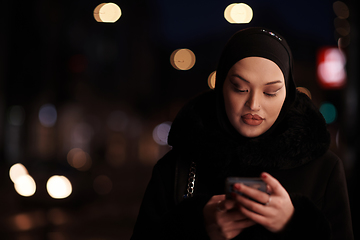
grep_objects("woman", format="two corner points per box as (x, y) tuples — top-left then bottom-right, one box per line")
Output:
(131, 27), (353, 239)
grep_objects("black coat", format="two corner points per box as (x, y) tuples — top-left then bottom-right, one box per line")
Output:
(131, 90), (353, 240)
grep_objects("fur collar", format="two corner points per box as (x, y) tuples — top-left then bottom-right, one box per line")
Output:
(168, 90), (330, 170)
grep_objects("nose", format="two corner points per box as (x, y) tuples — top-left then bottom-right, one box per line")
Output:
(245, 92), (261, 111)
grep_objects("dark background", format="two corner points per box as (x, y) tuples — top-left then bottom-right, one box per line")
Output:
(0, 0), (358, 239)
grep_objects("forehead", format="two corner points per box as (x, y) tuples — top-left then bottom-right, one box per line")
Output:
(229, 57), (285, 82)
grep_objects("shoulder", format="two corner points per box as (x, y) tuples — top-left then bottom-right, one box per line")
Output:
(302, 150), (347, 185)
(319, 150), (348, 182)
(153, 149), (178, 173)
(313, 150), (342, 171)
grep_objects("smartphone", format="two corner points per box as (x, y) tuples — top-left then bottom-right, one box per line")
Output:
(225, 177), (267, 200)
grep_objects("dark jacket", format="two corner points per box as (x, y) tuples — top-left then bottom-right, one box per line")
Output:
(131, 90), (353, 239)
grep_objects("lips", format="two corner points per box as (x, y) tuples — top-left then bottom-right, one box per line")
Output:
(241, 113), (264, 126)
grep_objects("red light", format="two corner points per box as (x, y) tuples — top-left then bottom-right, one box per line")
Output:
(317, 47), (346, 89)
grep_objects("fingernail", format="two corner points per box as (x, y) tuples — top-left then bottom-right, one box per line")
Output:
(234, 183), (241, 190)
(261, 173), (267, 179)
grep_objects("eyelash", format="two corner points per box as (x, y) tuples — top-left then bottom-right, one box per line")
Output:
(233, 88), (277, 97)
(233, 88), (247, 93)
(264, 92), (277, 97)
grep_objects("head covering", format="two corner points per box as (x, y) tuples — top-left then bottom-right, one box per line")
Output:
(215, 27), (297, 139)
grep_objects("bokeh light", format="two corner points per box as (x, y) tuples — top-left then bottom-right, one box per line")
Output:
(334, 17), (350, 37)
(319, 102), (337, 124)
(13, 213), (33, 231)
(153, 122), (172, 146)
(94, 3), (122, 23)
(93, 175), (113, 195)
(170, 49), (196, 70)
(71, 122), (94, 151)
(208, 71), (216, 89)
(224, 3), (253, 24)
(8, 105), (25, 126)
(47, 175), (72, 199)
(39, 104), (57, 127)
(14, 175), (36, 197)
(338, 36), (350, 48)
(47, 208), (67, 226)
(94, 3), (106, 22)
(9, 163), (28, 183)
(317, 47), (346, 89)
(333, 1), (349, 19)
(67, 148), (92, 171)
(296, 87), (312, 99)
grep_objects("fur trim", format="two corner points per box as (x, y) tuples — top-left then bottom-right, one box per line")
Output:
(168, 90), (330, 170)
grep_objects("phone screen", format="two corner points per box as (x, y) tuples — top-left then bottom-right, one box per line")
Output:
(225, 177), (267, 201)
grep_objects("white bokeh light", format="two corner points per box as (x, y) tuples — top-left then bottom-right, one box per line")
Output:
(153, 122), (172, 146)
(14, 175), (36, 197)
(47, 175), (72, 199)
(94, 3), (122, 23)
(224, 3), (253, 24)
(9, 163), (28, 183)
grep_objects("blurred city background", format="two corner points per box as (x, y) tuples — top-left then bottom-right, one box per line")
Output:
(0, 0), (358, 239)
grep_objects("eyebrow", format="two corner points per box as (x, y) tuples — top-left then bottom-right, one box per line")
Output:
(230, 74), (283, 85)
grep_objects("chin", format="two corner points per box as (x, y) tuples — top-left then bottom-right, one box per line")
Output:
(237, 129), (263, 138)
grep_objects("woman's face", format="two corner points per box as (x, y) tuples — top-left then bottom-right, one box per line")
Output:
(223, 57), (286, 138)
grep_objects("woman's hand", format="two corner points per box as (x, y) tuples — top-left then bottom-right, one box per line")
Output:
(233, 172), (294, 232)
(203, 195), (256, 240)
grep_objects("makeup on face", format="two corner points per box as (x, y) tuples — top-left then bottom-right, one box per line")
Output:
(223, 57), (286, 138)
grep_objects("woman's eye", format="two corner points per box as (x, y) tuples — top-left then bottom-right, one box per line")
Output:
(234, 89), (248, 93)
(264, 92), (277, 97)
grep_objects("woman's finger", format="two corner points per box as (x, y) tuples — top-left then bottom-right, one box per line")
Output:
(222, 218), (257, 232)
(233, 183), (270, 205)
(260, 172), (285, 196)
(234, 174), (295, 233)
(238, 204), (268, 226)
(219, 208), (250, 224)
(235, 193), (269, 215)
(216, 198), (237, 213)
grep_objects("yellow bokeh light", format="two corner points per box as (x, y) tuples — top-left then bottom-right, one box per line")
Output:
(208, 71), (216, 89)
(94, 3), (106, 22)
(47, 175), (72, 199)
(224, 3), (253, 24)
(170, 49), (196, 70)
(224, 3), (237, 23)
(297, 87), (312, 99)
(14, 175), (36, 197)
(9, 163), (28, 183)
(94, 3), (122, 23)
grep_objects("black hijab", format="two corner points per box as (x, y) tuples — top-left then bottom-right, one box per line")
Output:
(215, 27), (297, 139)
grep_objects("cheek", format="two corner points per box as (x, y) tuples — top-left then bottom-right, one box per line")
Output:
(264, 98), (285, 120)
(224, 92), (242, 115)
